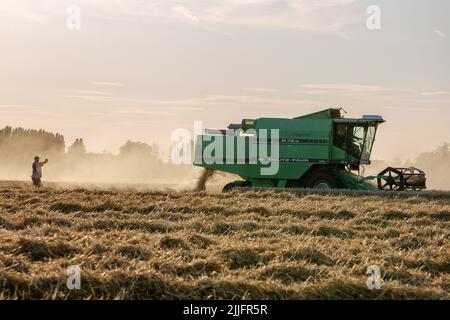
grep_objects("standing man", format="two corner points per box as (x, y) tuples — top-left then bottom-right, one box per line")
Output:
(32, 156), (48, 187)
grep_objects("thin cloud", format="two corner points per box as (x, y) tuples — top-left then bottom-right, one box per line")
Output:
(242, 87), (280, 93)
(62, 89), (113, 96)
(420, 91), (450, 96)
(92, 81), (125, 87)
(65, 93), (322, 108)
(64, 95), (117, 102)
(0, 105), (63, 116)
(381, 106), (440, 112)
(172, 6), (199, 23)
(0, 104), (41, 109)
(170, 106), (204, 111)
(0, 2), (50, 24)
(296, 84), (386, 95)
(0, 0), (360, 32)
(433, 27), (447, 39)
(296, 84), (450, 98)
(112, 108), (177, 117)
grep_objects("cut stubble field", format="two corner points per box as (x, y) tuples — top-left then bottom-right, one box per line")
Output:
(0, 181), (449, 299)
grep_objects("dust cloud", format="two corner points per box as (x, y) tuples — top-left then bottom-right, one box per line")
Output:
(366, 143), (450, 190)
(194, 168), (214, 192)
(1, 126), (449, 190)
(0, 127), (196, 189)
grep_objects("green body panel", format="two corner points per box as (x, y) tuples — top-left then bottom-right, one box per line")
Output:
(194, 108), (384, 189)
(331, 146), (348, 162)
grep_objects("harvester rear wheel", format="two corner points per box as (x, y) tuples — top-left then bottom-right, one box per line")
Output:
(305, 171), (337, 190)
(222, 181), (250, 193)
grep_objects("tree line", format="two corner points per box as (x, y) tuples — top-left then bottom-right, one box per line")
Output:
(0, 126), (190, 183)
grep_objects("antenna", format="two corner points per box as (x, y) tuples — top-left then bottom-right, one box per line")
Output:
(339, 107), (348, 114)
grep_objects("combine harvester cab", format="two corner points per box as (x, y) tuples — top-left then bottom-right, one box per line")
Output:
(194, 108), (426, 192)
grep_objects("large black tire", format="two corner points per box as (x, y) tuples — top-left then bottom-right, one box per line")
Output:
(222, 181), (250, 193)
(304, 171), (337, 190)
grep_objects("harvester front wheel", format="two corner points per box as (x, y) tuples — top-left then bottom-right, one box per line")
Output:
(305, 171), (337, 190)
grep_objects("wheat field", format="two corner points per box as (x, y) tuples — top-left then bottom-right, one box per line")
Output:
(0, 181), (449, 299)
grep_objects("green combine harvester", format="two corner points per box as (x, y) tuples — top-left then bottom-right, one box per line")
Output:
(194, 108), (426, 192)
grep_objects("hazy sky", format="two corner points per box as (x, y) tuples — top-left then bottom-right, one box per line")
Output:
(0, 0), (449, 161)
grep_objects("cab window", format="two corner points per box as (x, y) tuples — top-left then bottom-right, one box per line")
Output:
(334, 124), (365, 159)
